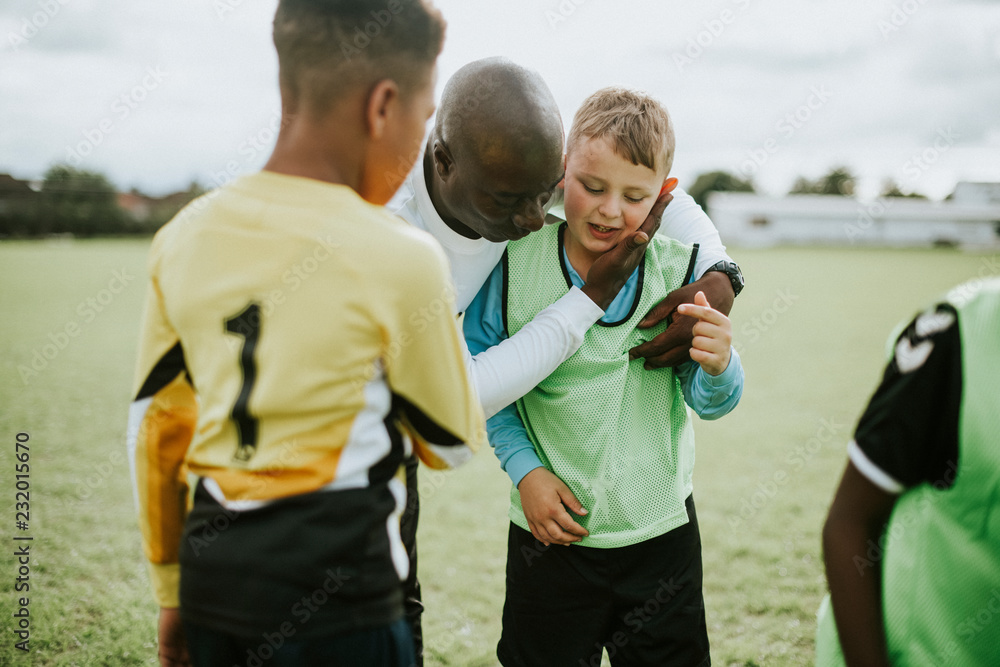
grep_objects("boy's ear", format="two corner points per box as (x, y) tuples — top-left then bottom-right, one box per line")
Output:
(365, 79), (400, 140)
(432, 140), (455, 182)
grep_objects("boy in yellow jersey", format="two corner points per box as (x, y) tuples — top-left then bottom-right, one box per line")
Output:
(126, 2), (485, 666)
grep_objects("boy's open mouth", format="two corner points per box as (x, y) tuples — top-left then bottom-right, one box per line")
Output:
(588, 223), (619, 239)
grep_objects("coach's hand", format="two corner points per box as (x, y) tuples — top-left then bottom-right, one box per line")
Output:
(629, 271), (734, 369)
(517, 467), (588, 546)
(158, 607), (192, 667)
(581, 180), (675, 310)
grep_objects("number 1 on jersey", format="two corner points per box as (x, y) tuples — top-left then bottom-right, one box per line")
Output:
(225, 303), (261, 462)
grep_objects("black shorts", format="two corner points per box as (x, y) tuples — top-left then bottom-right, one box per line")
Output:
(183, 617), (415, 667)
(498, 495), (709, 667)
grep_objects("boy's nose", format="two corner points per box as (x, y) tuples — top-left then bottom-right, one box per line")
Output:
(597, 196), (620, 220)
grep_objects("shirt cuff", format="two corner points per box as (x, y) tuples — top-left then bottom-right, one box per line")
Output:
(552, 286), (605, 329)
(848, 439), (904, 495)
(149, 561), (180, 608)
(505, 449), (546, 488)
(704, 346), (741, 386)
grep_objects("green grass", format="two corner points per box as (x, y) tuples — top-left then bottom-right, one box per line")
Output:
(0, 239), (993, 665)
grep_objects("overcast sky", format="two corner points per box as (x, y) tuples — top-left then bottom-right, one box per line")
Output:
(2, 0), (998, 200)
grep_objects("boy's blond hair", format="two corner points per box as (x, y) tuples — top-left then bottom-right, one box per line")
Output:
(567, 87), (675, 176)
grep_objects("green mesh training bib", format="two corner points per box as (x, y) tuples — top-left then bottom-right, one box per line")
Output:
(816, 277), (1000, 666)
(504, 223), (698, 548)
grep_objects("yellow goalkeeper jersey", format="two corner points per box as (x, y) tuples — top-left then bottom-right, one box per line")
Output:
(127, 171), (485, 622)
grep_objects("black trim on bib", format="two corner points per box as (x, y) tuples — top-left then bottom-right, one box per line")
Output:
(556, 223), (645, 329)
(501, 249), (511, 338)
(683, 244), (700, 287)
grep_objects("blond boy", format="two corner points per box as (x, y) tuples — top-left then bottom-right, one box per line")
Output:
(465, 88), (744, 666)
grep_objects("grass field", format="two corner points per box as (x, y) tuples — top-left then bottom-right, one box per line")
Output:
(0, 238), (994, 666)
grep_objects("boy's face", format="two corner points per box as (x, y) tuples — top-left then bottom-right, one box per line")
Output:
(563, 135), (665, 261)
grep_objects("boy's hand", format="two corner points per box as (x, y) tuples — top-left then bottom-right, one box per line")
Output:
(581, 182), (674, 310)
(517, 467), (589, 546)
(675, 291), (732, 376)
(630, 271), (734, 368)
(158, 607), (191, 667)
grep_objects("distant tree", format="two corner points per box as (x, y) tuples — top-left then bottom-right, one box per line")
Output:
(789, 177), (814, 195)
(0, 176), (40, 238)
(789, 166), (856, 196)
(147, 181), (207, 231)
(879, 179), (927, 199)
(38, 165), (129, 236)
(687, 171), (755, 209)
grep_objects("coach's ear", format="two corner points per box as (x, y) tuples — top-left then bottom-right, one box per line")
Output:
(365, 79), (400, 140)
(432, 140), (455, 182)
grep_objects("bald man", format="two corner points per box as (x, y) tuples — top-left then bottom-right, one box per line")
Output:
(389, 57), (742, 662)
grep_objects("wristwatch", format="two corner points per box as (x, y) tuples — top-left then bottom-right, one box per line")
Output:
(706, 260), (745, 297)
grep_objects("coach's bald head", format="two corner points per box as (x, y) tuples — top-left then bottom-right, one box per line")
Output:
(424, 57), (565, 243)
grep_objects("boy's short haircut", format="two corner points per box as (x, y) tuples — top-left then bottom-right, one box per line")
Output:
(273, 0), (445, 110)
(567, 87), (675, 176)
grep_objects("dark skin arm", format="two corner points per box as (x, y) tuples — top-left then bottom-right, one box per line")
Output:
(822, 462), (897, 667)
(629, 271), (735, 368)
(158, 607), (192, 667)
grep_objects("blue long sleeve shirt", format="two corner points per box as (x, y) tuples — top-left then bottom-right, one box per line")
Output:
(464, 244), (744, 488)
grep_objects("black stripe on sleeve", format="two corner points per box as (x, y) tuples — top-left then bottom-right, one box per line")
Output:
(135, 342), (191, 400)
(391, 392), (464, 448)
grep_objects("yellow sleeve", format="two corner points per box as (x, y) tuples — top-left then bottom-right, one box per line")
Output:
(127, 245), (197, 608)
(380, 239), (486, 469)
